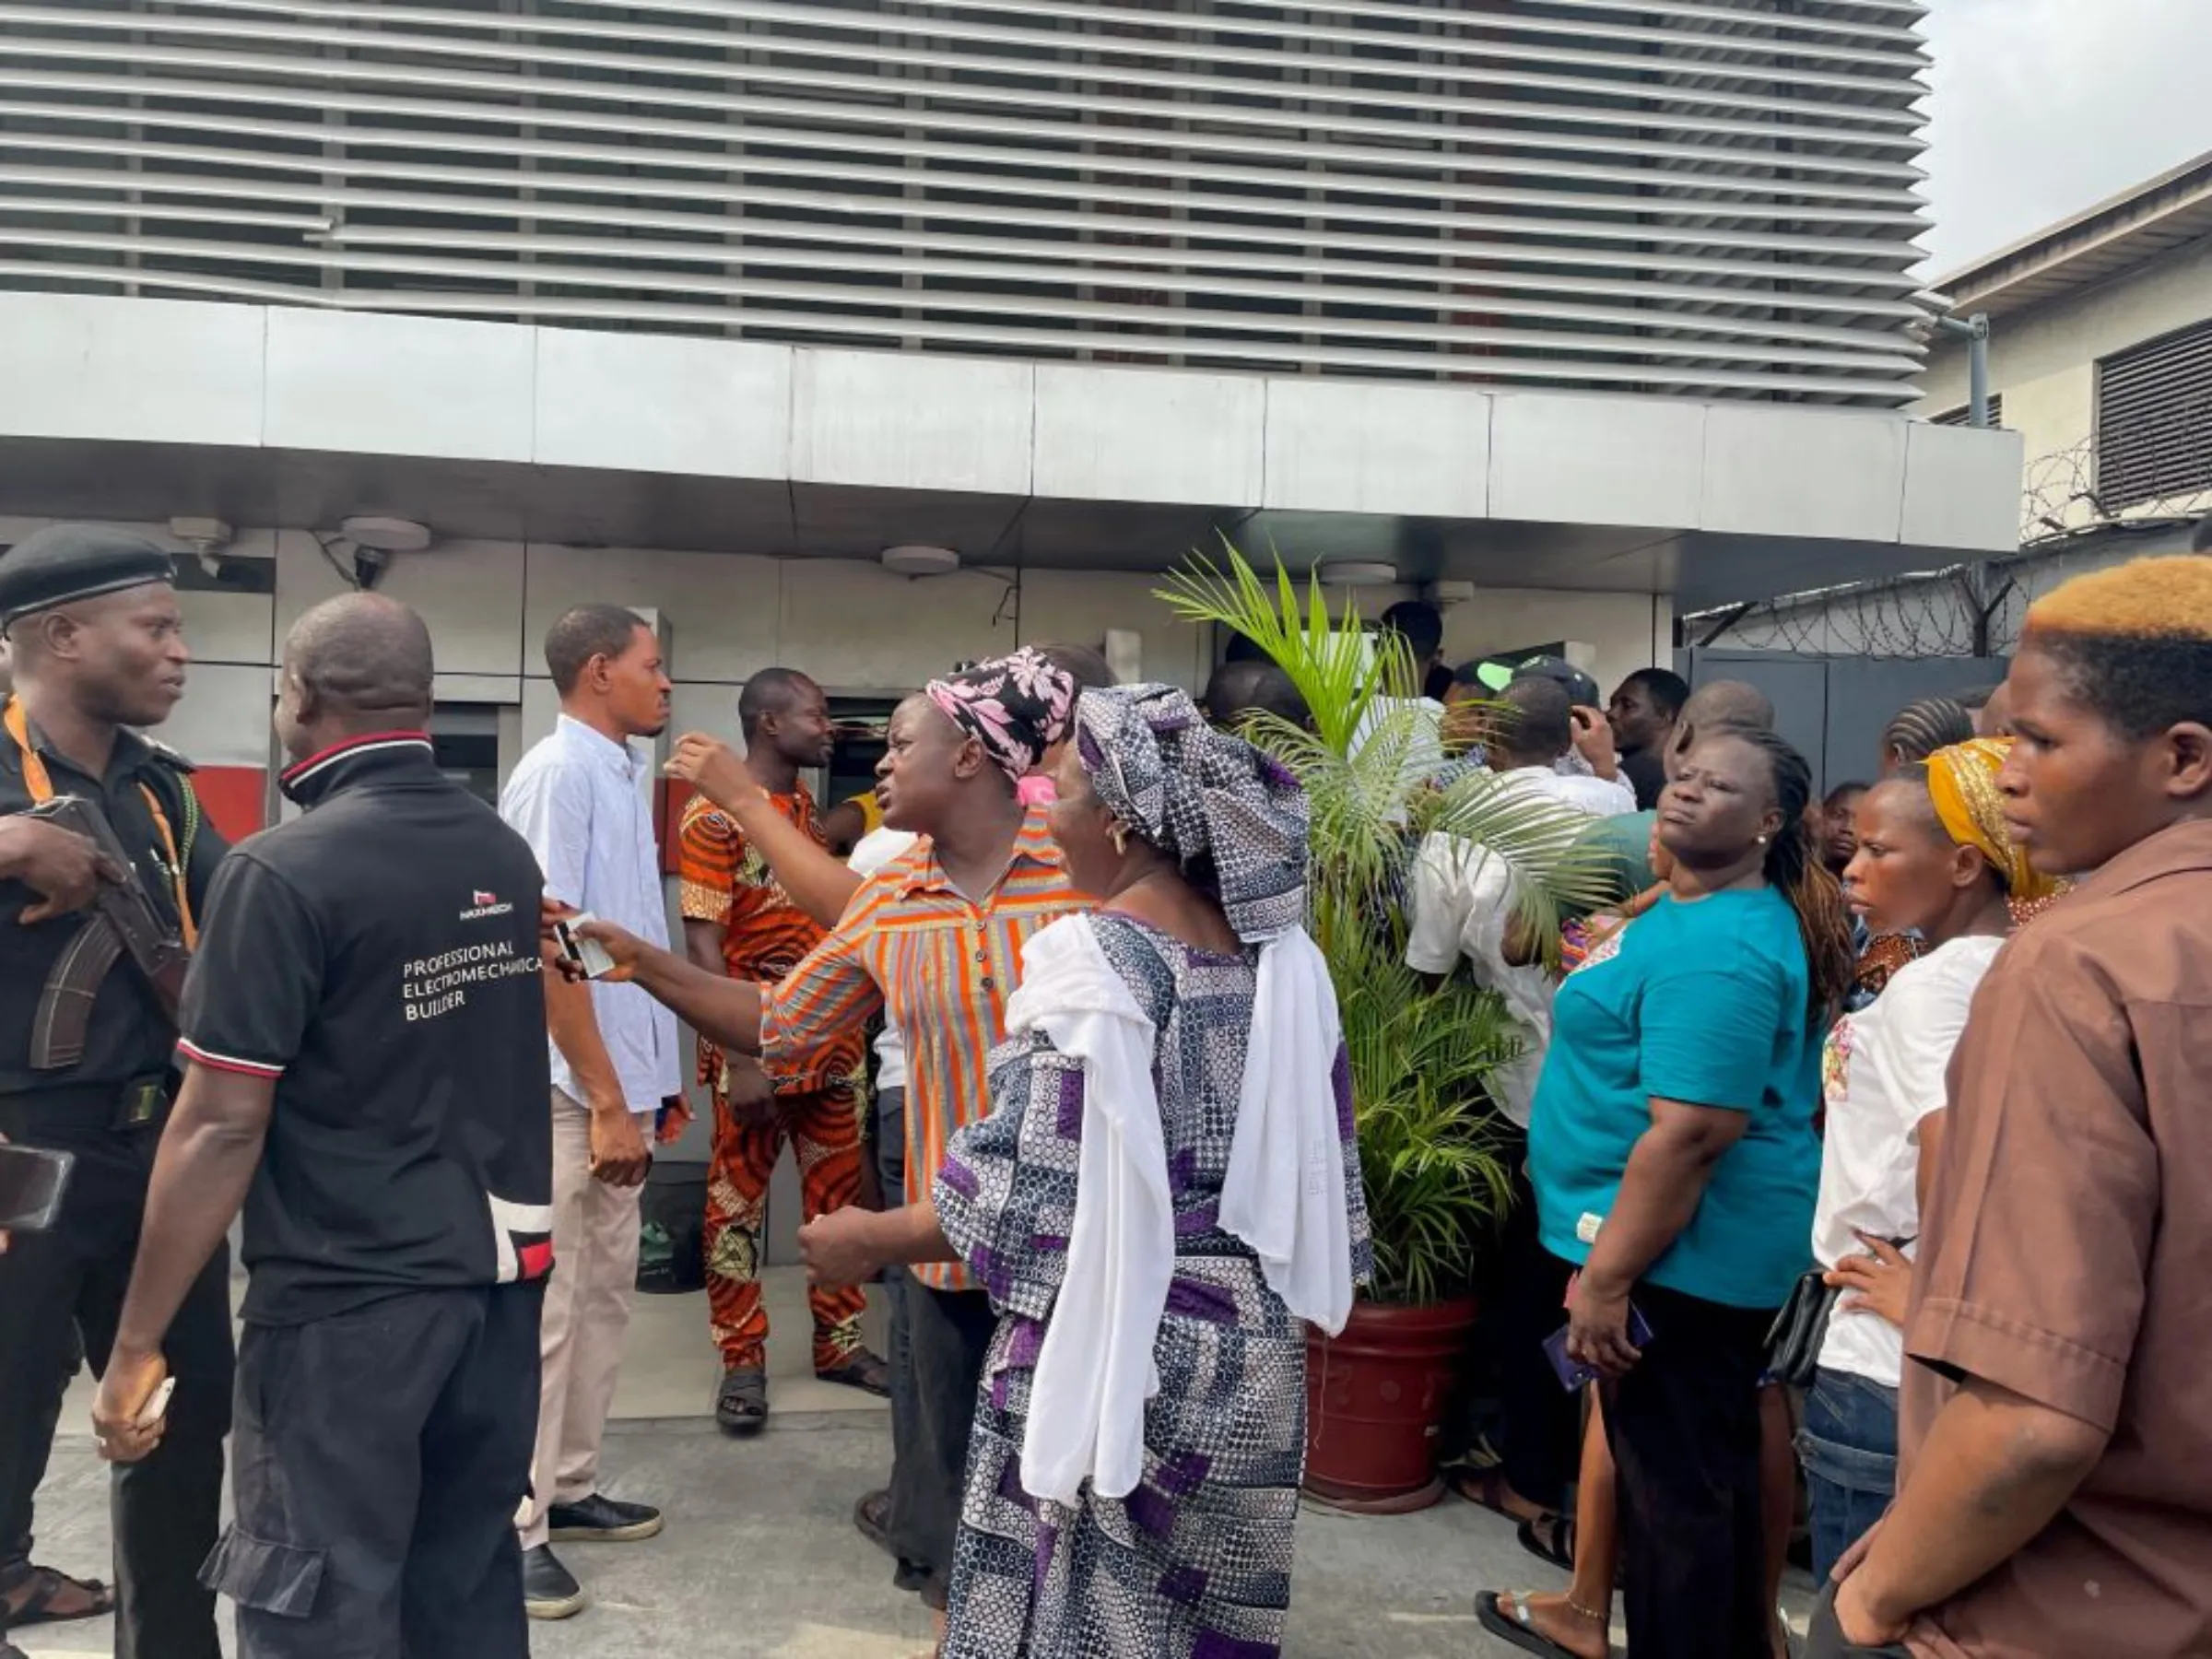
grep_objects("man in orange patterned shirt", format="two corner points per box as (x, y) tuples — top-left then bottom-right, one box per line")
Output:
(677, 668), (884, 1435)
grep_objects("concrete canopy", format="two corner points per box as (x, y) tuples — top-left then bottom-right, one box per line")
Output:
(0, 294), (2024, 612)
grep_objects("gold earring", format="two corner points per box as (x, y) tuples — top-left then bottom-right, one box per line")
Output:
(1108, 822), (1130, 856)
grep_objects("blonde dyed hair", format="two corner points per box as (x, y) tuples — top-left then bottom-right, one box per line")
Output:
(2018, 555), (2212, 739)
(2024, 555), (2212, 642)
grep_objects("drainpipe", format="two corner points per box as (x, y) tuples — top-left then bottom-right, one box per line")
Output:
(1922, 308), (2001, 651)
(1966, 312), (1993, 428)
(1930, 311), (1994, 427)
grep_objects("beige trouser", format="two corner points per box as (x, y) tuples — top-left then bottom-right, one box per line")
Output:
(515, 1088), (645, 1551)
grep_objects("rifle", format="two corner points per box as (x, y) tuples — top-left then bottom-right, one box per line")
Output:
(24, 794), (192, 1070)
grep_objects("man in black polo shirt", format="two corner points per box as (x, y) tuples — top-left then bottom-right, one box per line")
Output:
(0, 524), (229, 1659)
(91, 594), (553, 1659)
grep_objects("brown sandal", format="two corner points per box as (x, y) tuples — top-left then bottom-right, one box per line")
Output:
(0, 1561), (114, 1627)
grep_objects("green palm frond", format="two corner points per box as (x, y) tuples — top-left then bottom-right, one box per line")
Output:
(1157, 540), (1619, 1303)
(1337, 952), (1523, 1305)
(1155, 535), (1412, 754)
(1418, 769), (1623, 961)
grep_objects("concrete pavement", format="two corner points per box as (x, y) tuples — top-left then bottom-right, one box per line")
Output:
(17, 1272), (1817, 1655)
(18, 1409), (1570, 1658)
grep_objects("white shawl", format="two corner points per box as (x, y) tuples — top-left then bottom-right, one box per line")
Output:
(1006, 913), (1353, 1507)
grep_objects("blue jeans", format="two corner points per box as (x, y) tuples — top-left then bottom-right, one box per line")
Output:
(1798, 1366), (1899, 1583)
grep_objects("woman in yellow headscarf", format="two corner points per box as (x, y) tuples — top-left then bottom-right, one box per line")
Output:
(1924, 735), (2068, 925)
(1794, 736), (2056, 1581)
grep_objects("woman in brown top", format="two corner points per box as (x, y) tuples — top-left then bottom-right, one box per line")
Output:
(1818, 555), (2212, 1658)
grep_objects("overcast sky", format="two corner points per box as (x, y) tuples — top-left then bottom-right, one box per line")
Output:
(1917, 0), (2212, 277)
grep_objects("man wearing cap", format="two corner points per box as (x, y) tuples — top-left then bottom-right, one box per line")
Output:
(0, 524), (229, 1659)
(1434, 654), (1623, 794)
(1500, 653), (1621, 780)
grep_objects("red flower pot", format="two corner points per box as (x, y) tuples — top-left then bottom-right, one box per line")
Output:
(1302, 1295), (1480, 1513)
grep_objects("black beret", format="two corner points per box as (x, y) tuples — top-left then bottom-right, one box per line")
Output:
(0, 524), (175, 635)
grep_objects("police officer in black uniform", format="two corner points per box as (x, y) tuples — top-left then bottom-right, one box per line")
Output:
(92, 593), (552, 1659)
(0, 524), (229, 1659)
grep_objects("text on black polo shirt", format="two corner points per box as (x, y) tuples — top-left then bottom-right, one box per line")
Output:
(178, 733), (555, 1324)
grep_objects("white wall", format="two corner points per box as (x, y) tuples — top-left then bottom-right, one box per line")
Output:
(1917, 231), (2212, 472)
(1434, 587), (1672, 701)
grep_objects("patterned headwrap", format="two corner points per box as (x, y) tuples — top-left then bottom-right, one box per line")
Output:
(1072, 683), (1310, 944)
(1925, 737), (2062, 903)
(924, 648), (1077, 783)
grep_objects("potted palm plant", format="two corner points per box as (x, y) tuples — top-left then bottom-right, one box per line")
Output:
(1159, 546), (1614, 1511)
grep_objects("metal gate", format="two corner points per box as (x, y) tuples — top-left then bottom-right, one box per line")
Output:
(1676, 649), (2010, 796)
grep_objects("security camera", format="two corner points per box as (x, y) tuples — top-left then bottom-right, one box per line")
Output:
(353, 545), (393, 590)
(168, 516), (234, 580)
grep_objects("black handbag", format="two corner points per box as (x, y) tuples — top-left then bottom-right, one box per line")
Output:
(1765, 1235), (1912, 1387)
(1762, 1268), (1840, 1388)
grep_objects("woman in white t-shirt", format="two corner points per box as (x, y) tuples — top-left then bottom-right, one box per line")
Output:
(1801, 737), (2059, 1580)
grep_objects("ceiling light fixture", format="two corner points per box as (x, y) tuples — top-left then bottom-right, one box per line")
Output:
(881, 544), (961, 577)
(339, 516), (433, 553)
(1317, 560), (1398, 588)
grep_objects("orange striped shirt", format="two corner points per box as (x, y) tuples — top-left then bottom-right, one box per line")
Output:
(759, 805), (1086, 1291)
(679, 785), (864, 1106)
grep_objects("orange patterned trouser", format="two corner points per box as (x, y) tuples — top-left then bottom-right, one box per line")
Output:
(705, 1085), (867, 1374)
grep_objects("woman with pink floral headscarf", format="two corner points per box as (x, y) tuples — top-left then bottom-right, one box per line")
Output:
(565, 647), (1090, 1633)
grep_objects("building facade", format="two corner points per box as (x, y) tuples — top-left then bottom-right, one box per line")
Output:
(1706, 147), (2212, 661)
(0, 0), (2019, 835)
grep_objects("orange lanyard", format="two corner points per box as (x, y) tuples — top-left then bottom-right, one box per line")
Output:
(5, 695), (197, 946)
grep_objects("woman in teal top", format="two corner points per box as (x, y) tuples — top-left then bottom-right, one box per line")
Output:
(1525, 725), (1855, 1659)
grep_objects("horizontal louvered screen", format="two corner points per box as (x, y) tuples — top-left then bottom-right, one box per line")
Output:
(0, 0), (1932, 403)
(1932, 394), (1999, 428)
(2098, 320), (2212, 510)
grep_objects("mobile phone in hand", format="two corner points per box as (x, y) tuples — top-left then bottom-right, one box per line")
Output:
(0, 1143), (75, 1232)
(553, 913), (619, 980)
(136, 1377), (176, 1429)
(1544, 1302), (1654, 1391)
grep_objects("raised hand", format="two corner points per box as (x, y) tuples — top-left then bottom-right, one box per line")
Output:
(664, 734), (763, 817)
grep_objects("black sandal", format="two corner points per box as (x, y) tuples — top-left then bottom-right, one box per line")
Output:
(714, 1367), (769, 1437)
(1447, 1465), (1552, 1525)
(1517, 1512), (1576, 1571)
(1475, 1590), (1607, 1659)
(0, 1562), (114, 1627)
(817, 1349), (891, 1398)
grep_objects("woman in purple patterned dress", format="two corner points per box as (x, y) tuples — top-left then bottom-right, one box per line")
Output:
(800, 683), (1370, 1657)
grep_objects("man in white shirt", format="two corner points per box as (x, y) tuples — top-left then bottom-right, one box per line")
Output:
(1406, 674), (1635, 1121)
(499, 605), (680, 1620)
(1406, 671), (1636, 1535)
(1488, 672), (1637, 818)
